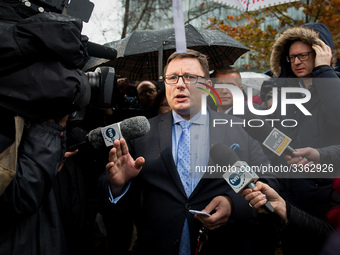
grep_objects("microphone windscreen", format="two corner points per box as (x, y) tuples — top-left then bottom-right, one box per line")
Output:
(86, 116), (150, 150)
(120, 116), (150, 140)
(210, 143), (239, 166)
(87, 127), (105, 150)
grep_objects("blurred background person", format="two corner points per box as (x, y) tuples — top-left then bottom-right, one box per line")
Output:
(153, 89), (171, 115)
(210, 66), (244, 114)
(136, 80), (159, 118)
(260, 80), (273, 111)
(210, 65), (263, 115)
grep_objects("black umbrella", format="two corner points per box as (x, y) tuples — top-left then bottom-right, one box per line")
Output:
(83, 24), (249, 81)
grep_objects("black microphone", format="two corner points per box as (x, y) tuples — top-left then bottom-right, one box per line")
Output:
(210, 143), (274, 213)
(243, 113), (296, 156)
(87, 41), (117, 60)
(68, 116), (150, 151)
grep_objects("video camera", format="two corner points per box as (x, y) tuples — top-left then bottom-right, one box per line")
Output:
(16, 1), (147, 120)
(0, 0), (127, 122)
(67, 66), (117, 122)
(14, 0), (94, 22)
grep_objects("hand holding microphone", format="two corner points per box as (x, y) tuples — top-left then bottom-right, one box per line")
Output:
(241, 181), (287, 222)
(242, 113), (314, 169)
(284, 147), (320, 166)
(210, 143), (274, 213)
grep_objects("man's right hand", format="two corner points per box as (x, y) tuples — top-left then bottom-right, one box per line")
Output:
(106, 138), (144, 197)
(285, 147), (321, 166)
(242, 181), (287, 222)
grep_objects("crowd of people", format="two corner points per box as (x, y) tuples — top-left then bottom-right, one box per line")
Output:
(0, 1), (340, 255)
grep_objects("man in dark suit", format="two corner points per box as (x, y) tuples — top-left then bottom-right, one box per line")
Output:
(99, 49), (278, 255)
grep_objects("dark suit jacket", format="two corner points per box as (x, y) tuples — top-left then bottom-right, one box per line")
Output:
(98, 110), (279, 255)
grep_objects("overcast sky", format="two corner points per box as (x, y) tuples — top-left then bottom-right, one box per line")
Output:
(82, 0), (122, 45)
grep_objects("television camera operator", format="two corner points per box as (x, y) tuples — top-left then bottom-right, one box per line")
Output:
(0, 0), (116, 254)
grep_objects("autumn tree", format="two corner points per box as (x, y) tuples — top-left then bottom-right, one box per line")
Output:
(207, 0), (340, 71)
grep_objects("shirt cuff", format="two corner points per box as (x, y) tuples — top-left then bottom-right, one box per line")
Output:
(108, 181), (131, 204)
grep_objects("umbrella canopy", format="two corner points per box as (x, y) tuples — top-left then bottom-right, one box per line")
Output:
(83, 24), (249, 81)
(240, 71), (270, 94)
(212, 0), (300, 12)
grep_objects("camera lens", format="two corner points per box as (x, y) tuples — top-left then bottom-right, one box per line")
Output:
(86, 71), (100, 87)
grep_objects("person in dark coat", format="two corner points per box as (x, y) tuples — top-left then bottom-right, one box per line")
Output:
(0, 107), (69, 255)
(0, 2), (91, 254)
(320, 175), (340, 255)
(242, 145), (340, 255)
(268, 23), (340, 255)
(0, 1), (90, 121)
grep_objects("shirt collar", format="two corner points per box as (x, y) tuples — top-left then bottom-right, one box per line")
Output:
(224, 107), (232, 114)
(299, 79), (312, 90)
(172, 110), (207, 126)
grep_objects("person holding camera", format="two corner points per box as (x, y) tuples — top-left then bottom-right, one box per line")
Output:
(0, 107), (70, 255)
(0, 1), (92, 254)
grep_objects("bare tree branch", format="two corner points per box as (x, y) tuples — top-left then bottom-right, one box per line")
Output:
(131, 0), (151, 32)
(121, 0), (130, 39)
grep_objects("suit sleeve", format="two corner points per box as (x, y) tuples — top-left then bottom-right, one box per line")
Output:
(318, 145), (340, 169)
(281, 202), (334, 241)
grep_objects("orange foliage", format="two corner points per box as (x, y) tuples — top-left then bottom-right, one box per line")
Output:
(207, 0), (340, 70)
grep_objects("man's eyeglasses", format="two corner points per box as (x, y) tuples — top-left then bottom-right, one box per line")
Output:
(286, 51), (315, 63)
(164, 74), (207, 85)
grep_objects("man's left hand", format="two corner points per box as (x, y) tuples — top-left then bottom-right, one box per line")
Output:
(194, 195), (232, 230)
(313, 39), (332, 67)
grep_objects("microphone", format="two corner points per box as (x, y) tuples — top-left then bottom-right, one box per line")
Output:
(87, 41), (117, 60)
(243, 113), (295, 156)
(68, 116), (150, 150)
(210, 143), (274, 213)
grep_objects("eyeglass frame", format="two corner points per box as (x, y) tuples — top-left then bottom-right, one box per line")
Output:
(163, 74), (208, 85)
(286, 51), (315, 63)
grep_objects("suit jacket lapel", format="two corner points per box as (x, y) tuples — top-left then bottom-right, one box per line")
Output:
(189, 110), (227, 198)
(159, 111), (188, 198)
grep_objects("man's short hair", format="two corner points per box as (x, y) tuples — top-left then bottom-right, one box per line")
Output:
(136, 80), (157, 90)
(210, 65), (240, 78)
(210, 65), (242, 87)
(163, 49), (210, 78)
